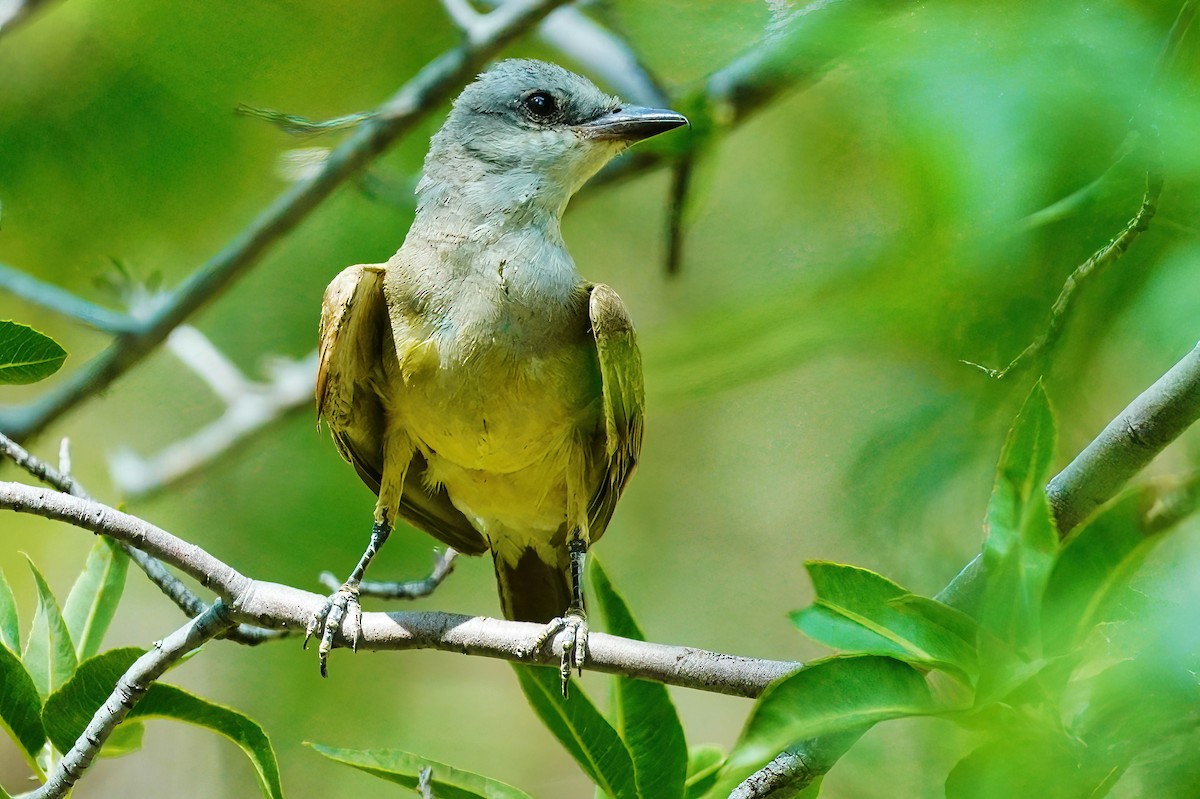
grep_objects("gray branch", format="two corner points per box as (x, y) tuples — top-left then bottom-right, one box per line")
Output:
(0, 0), (574, 443)
(0, 480), (800, 697)
(25, 602), (235, 799)
(728, 730), (864, 799)
(1047, 342), (1200, 532)
(109, 331), (318, 499)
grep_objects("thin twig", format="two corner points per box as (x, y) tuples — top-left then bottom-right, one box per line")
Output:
(965, 140), (1164, 380)
(0, 263), (137, 334)
(1143, 473), (1200, 534)
(109, 349), (318, 500)
(0, 0), (574, 443)
(166, 325), (249, 401)
(510, 1), (669, 106)
(665, 156), (695, 276)
(56, 437), (70, 478)
(26, 602), (235, 799)
(321, 548), (459, 600)
(416, 766), (435, 799)
(441, 0), (482, 34)
(233, 104), (377, 137)
(0, 480), (801, 697)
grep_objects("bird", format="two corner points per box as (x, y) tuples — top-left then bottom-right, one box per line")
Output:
(306, 59), (687, 685)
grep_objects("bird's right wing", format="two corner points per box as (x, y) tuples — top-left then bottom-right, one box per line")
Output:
(317, 264), (488, 555)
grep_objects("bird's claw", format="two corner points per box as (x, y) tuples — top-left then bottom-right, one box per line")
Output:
(524, 609), (588, 696)
(303, 583), (362, 678)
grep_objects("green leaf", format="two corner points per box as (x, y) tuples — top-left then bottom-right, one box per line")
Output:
(22, 557), (78, 699)
(684, 745), (724, 799)
(1041, 488), (1157, 654)
(0, 642), (46, 760)
(978, 382), (1058, 652)
(0, 320), (67, 384)
(791, 562), (977, 680)
(0, 569), (18, 653)
(945, 733), (1115, 799)
(513, 665), (638, 799)
(99, 719), (145, 758)
(63, 538), (129, 660)
(307, 745), (534, 799)
(591, 559), (687, 799)
(983, 381), (1057, 557)
(887, 594), (979, 645)
(44, 648), (283, 799)
(722, 655), (937, 785)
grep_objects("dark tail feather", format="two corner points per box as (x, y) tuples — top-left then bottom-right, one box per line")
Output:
(493, 548), (571, 623)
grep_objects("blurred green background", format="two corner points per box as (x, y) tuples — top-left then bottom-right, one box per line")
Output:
(2, 0), (1199, 796)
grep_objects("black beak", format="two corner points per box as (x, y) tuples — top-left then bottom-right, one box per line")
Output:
(580, 105), (689, 142)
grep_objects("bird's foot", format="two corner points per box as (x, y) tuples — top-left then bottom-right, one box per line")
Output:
(524, 609), (588, 697)
(303, 581), (362, 678)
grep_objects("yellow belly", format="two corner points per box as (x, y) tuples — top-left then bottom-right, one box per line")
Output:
(395, 339), (603, 534)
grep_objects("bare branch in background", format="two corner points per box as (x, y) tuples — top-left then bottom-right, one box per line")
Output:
(512, 1), (668, 105)
(441, 0), (484, 34)
(0, 262), (137, 334)
(26, 602), (235, 799)
(109, 328), (318, 499)
(0, 0), (575, 443)
(0, 481), (802, 697)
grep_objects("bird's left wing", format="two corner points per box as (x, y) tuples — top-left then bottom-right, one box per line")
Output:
(586, 283), (645, 541)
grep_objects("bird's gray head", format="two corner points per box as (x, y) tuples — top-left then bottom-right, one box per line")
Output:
(419, 59), (687, 219)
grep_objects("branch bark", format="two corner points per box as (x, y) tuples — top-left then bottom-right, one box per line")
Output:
(0, 481), (800, 697)
(1047, 342), (1200, 532)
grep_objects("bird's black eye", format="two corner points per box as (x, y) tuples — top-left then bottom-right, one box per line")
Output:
(522, 91), (558, 121)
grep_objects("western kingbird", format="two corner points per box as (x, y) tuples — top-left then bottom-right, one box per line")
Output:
(308, 59), (686, 683)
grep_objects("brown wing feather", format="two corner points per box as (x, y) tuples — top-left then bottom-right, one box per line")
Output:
(585, 283), (645, 542)
(317, 264), (488, 556)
